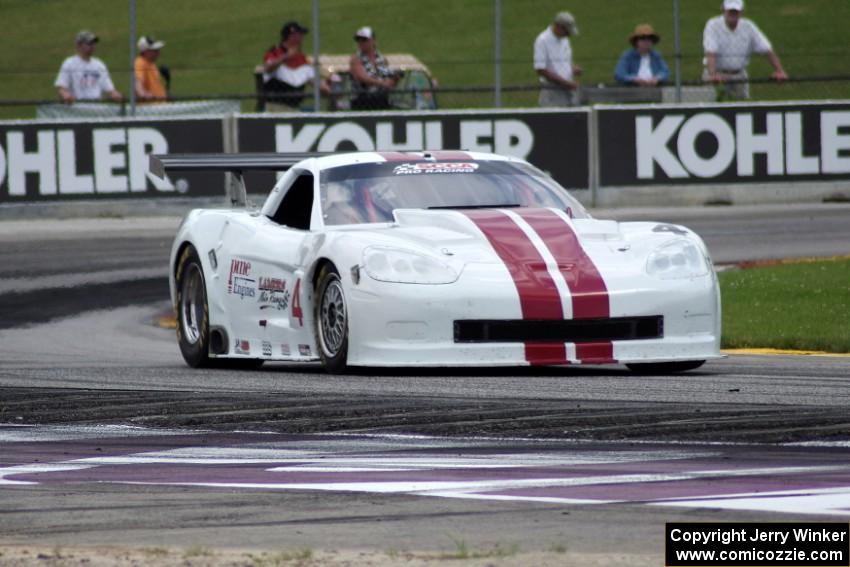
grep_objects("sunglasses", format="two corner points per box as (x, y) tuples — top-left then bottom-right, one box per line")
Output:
(636, 35), (655, 41)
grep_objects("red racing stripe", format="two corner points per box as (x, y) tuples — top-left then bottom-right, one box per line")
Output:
(515, 209), (616, 364)
(427, 150), (473, 160)
(376, 151), (415, 162)
(462, 210), (566, 366)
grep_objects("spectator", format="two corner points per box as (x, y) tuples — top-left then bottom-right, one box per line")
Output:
(55, 31), (122, 104)
(262, 21), (317, 111)
(703, 0), (788, 100)
(533, 11), (582, 107)
(135, 35), (167, 102)
(349, 26), (398, 110)
(615, 24), (669, 86)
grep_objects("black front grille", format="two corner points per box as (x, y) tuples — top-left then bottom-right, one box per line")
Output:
(454, 316), (663, 343)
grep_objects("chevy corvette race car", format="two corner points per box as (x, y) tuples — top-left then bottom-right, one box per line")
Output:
(153, 150), (720, 374)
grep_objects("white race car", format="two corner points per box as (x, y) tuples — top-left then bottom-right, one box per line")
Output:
(153, 151), (720, 374)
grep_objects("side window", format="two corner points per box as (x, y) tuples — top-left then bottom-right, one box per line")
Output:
(268, 172), (314, 230)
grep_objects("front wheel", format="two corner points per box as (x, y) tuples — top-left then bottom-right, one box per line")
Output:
(175, 245), (212, 368)
(626, 360), (706, 374)
(315, 264), (349, 374)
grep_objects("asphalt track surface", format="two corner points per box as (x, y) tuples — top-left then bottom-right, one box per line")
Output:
(1, 204), (850, 563)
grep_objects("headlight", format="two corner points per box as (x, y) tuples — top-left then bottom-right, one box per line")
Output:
(646, 239), (710, 279)
(362, 246), (459, 284)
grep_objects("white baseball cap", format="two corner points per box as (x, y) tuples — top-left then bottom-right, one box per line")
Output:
(723, 0), (744, 11)
(354, 26), (374, 40)
(137, 35), (165, 51)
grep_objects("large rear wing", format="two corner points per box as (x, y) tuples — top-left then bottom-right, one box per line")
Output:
(149, 152), (323, 207)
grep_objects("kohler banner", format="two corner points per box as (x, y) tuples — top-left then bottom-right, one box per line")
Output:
(599, 102), (850, 186)
(237, 110), (590, 190)
(0, 117), (225, 202)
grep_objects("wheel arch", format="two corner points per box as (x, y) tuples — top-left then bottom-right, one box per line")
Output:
(310, 257), (337, 290)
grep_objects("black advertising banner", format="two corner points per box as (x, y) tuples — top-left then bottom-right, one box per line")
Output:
(237, 110), (589, 192)
(598, 103), (850, 186)
(0, 117), (225, 203)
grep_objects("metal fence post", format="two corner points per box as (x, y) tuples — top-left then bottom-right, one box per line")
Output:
(494, 0), (502, 108)
(588, 106), (599, 208)
(673, 0), (682, 103)
(128, 0), (137, 116)
(312, 0), (321, 111)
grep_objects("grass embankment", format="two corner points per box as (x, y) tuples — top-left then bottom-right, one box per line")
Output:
(720, 257), (850, 353)
(1, 0), (849, 118)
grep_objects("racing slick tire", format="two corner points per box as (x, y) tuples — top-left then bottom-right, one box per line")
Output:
(315, 264), (349, 374)
(175, 245), (263, 370)
(626, 360), (706, 374)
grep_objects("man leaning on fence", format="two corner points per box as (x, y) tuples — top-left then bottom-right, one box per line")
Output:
(533, 11), (582, 107)
(703, 0), (787, 100)
(55, 31), (122, 104)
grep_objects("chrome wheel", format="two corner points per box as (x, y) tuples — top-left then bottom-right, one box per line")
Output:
(180, 263), (205, 344)
(319, 276), (346, 357)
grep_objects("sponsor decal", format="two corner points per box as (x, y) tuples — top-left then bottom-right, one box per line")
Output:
(392, 162), (479, 175)
(257, 277), (291, 310)
(298, 344), (311, 357)
(234, 339), (250, 355)
(280, 344), (291, 356)
(227, 259), (255, 299)
(262, 341), (273, 357)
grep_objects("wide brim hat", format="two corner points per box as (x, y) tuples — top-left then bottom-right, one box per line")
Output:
(629, 23), (660, 46)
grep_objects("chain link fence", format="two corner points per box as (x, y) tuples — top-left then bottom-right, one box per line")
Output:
(2, 2), (849, 117)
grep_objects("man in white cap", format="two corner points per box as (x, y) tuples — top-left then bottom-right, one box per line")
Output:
(533, 11), (583, 107)
(55, 31), (122, 104)
(135, 35), (167, 102)
(703, 0), (787, 100)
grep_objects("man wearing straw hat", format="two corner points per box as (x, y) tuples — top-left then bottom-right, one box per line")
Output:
(614, 24), (669, 86)
(533, 11), (583, 107)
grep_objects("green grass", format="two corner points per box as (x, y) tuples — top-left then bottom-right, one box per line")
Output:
(1, 0), (849, 118)
(720, 258), (850, 352)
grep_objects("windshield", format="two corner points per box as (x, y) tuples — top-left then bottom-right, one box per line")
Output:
(319, 160), (588, 225)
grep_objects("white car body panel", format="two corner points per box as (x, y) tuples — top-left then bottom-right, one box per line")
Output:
(169, 151), (721, 368)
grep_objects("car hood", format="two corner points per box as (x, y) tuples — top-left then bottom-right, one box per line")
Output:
(330, 208), (700, 269)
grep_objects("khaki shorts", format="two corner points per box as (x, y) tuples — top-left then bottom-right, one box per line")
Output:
(538, 86), (577, 107)
(703, 68), (749, 100)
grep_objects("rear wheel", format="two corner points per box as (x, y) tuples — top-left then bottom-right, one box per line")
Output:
(315, 264), (349, 374)
(626, 360), (706, 374)
(175, 245), (263, 370)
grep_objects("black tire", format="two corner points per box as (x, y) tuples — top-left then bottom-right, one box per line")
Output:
(626, 360), (706, 374)
(175, 245), (263, 370)
(314, 264), (349, 374)
(175, 245), (213, 368)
